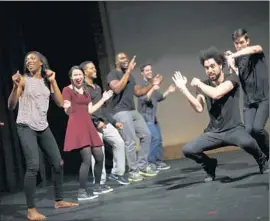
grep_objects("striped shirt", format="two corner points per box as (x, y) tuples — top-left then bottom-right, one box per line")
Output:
(16, 74), (50, 131)
(137, 80), (165, 122)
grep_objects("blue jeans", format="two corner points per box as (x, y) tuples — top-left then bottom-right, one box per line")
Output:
(147, 121), (163, 165)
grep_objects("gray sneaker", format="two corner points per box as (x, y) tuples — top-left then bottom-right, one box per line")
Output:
(149, 163), (158, 171)
(128, 172), (144, 182)
(139, 165), (158, 177)
(156, 162), (171, 171)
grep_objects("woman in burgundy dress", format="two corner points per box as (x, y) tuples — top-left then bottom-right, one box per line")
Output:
(62, 66), (113, 201)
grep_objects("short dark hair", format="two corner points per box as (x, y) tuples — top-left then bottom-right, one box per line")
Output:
(232, 28), (248, 41)
(79, 61), (93, 71)
(140, 64), (151, 72)
(199, 46), (226, 68)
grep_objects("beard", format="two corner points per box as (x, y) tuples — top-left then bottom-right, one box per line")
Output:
(208, 72), (221, 81)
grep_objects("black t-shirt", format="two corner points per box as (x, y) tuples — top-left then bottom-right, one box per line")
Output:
(107, 69), (136, 114)
(197, 73), (243, 133)
(85, 83), (116, 127)
(235, 52), (269, 106)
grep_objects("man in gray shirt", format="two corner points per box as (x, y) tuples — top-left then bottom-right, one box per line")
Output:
(138, 64), (175, 171)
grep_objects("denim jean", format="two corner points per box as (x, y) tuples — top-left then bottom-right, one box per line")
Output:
(147, 121), (163, 165)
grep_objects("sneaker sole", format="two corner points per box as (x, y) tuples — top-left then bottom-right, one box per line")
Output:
(139, 172), (158, 177)
(102, 189), (114, 194)
(108, 176), (130, 185)
(94, 189), (114, 195)
(128, 177), (143, 182)
(77, 195), (98, 201)
(157, 166), (171, 170)
(116, 180), (130, 185)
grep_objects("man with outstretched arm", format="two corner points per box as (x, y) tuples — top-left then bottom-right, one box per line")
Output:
(172, 47), (268, 182)
(107, 52), (162, 182)
(225, 28), (269, 160)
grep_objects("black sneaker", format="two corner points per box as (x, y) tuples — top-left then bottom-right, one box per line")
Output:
(101, 184), (114, 194)
(77, 189), (98, 201)
(203, 158), (218, 182)
(93, 185), (113, 195)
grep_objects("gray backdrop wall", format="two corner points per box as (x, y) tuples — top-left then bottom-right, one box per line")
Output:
(104, 1), (269, 146)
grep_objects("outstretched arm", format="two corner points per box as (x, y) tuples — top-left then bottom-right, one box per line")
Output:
(172, 71), (205, 113)
(158, 84), (176, 102)
(232, 45), (263, 58)
(134, 74), (163, 97)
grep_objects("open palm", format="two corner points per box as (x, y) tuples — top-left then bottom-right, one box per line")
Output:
(172, 71), (187, 89)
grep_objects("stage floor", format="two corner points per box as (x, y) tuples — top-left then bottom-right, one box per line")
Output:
(0, 149), (269, 221)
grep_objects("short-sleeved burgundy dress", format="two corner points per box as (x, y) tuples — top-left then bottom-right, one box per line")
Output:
(62, 86), (103, 152)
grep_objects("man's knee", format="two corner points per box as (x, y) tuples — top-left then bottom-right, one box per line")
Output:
(245, 126), (253, 135)
(151, 133), (160, 145)
(121, 130), (136, 149)
(252, 125), (265, 136)
(140, 126), (152, 142)
(182, 143), (197, 156)
(237, 135), (258, 150)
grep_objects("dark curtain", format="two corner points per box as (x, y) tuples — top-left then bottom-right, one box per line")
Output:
(0, 3), (27, 193)
(0, 1), (112, 193)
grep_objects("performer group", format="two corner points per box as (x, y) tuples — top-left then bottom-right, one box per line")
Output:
(6, 28), (269, 220)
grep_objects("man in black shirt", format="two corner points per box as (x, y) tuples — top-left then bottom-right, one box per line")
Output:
(225, 28), (269, 160)
(172, 47), (268, 182)
(80, 61), (130, 187)
(107, 52), (162, 182)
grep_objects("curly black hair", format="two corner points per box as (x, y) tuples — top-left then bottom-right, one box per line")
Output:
(199, 46), (226, 69)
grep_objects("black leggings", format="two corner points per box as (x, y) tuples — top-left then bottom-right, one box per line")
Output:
(17, 124), (63, 209)
(243, 100), (269, 158)
(79, 147), (103, 189)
